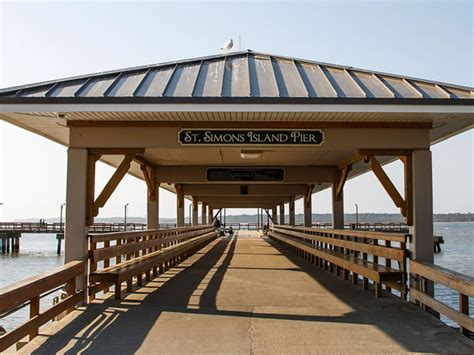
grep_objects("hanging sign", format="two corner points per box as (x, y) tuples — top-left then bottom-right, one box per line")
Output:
(178, 129), (324, 146)
(207, 168), (285, 182)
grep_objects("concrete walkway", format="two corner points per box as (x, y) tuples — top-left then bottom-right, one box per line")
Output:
(21, 232), (473, 354)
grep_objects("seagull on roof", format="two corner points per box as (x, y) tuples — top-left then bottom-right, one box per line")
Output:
(221, 39), (233, 51)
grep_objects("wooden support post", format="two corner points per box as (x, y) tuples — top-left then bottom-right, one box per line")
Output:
(176, 184), (185, 227)
(192, 196), (199, 226)
(279, 204), (285, 225)
(362, 238), (369, 290)
(409, 150), (434, 296)
(401, 154), (414, 225)
(352, 272), (358, 285)
(104, 240), (110, 293)
(375, 283), (382, 298)
(29, 296), (40, 341)
(86, 153), (100, 226)
(459, 293), (470, 336)
(66, 276), (76, 314)
(385, 240), (392, 293)
(201, 203), (207, 225)
(289, 197), (295, 225)
(115, 282), (121, 300)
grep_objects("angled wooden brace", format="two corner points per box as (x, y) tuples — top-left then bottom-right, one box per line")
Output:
(305, 184), (314, 208)
(92, 154), (135, 218)
(369, 156), (407, 217)
(175, 184), (184, 209)
(335, 165), (352, 201)
(140, 165), (156, 201)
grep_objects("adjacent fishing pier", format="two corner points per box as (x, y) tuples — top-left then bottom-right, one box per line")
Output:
(0, 51), (472, 352)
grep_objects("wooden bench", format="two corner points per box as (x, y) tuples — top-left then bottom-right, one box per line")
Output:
(89, 225), (217, 299)
(269, 225), (408, 298)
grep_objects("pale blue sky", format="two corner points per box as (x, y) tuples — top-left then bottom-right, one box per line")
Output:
(0, 0), (472, 220)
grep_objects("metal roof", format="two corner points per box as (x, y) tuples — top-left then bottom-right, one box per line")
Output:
(1, 50), (472, 102)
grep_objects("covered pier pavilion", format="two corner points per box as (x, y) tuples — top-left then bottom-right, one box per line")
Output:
(0, 51), (473, 352)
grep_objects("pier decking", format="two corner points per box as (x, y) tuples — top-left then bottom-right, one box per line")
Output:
(15, 232), (473, 354)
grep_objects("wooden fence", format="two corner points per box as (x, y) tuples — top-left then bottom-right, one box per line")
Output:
(410, 260), (473, 336)
(0, 261), (85, 352)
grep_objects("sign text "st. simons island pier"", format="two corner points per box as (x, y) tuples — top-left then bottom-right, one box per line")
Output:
(178, 129), (324, 146)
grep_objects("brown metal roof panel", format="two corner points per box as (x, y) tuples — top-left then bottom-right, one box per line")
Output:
(249, 55), (279, 97)
(193, 59), (225, 97)
(296, 63), (337, 97)
(105, 71), (147, 97)
(76, 76), (117, 97)
(350, 71), (392, 98)
(378, 76), (420, 98)
(135, 67), (175, 97)
(322, 67), (365, 98)
(164, 62), (201, 97)
(222, 55), (250, 97)
(272, 58), (308, 97)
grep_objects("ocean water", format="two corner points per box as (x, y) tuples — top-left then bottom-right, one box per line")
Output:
(0, 222), (472, 331)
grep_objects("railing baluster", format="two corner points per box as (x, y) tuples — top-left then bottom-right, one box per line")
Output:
(29, 296), (40, 341)
(459, 293), (469, 336)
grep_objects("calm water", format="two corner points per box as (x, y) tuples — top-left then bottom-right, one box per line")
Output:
(0, 222), (472, 330)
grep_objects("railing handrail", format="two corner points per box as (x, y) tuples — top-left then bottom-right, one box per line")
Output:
(410, 260), (474, 297)
(272, 226), (406, 261)
(89, 227), (215, 263)
(0, 260), (84, 314)
(275, 225), (408, 242)
(0, 261), (84, 352)
(409, 260), (474, 335)
(89, 225), (212, 242)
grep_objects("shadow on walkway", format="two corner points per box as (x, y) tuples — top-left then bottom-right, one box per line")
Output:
(31, 234), (473, 354)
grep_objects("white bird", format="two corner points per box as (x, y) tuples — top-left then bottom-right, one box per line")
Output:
(221, 39), (233, 51)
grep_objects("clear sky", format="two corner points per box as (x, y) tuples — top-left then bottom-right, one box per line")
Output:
(0, 0), (472, 220)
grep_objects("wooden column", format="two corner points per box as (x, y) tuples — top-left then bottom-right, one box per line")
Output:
(409, 149), (434, 295)
(289, 197), (295, 226)
(201, 203), (207, 225)
(65, 148), (89, 295)
(279, 204), (285, 225)
(176, 184), (185, 227)
(147, 183), (159, 229)
(208, 206), (214, 225)
(332, 185), (344, 229)
(192, 196), (199, 226)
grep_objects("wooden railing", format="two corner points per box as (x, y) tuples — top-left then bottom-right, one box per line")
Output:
(0, 222), (151, 233)
(0, 261), (85, 352)
(410, 261), (474, 336)
(223, 223), (260, 230)
(88, 225), (217, 299)
(270, 225), (408, 298)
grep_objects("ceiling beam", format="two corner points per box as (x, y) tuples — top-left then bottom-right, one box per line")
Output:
(155, 166), (337, 184)
(182, 184), (307, 196)
(197, 196), (292, 204)
(211, 203), (279, 209)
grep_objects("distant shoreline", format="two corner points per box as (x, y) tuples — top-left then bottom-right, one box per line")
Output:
(17, 213), (473, 224)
